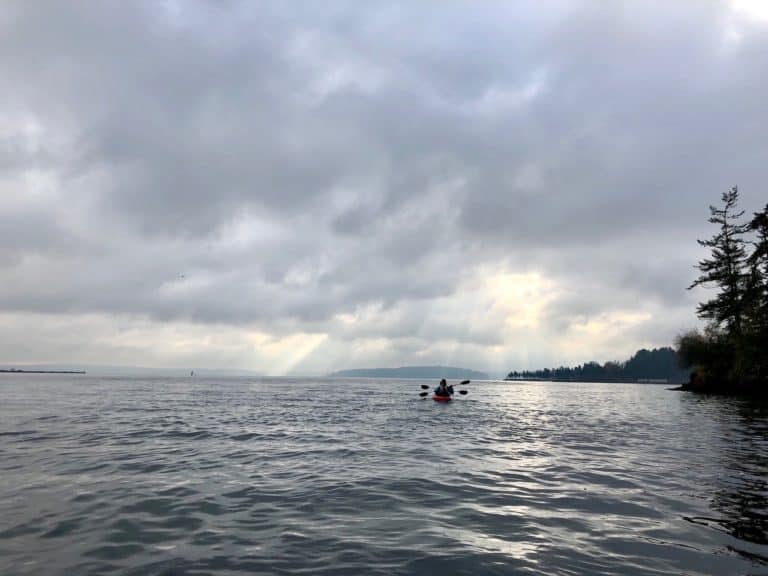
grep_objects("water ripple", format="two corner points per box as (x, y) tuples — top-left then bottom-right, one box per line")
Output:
(0, 376), (766, 575)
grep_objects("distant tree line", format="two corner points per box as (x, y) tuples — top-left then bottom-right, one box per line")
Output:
(506, 347), (689, 383)
(677, 187), (768, 393)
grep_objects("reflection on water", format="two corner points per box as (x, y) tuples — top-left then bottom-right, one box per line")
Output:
(0, 376), (767, 575)
(712, 398), (768, 561)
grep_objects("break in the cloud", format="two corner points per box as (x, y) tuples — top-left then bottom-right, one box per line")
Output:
(1, 1), (766, 375)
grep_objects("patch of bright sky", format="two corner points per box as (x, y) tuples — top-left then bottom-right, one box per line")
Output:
(724, 0), (768, 46)
(731, 0), (768, 21)
(482, 271), (558, 331)
(553, 310), (653, 364)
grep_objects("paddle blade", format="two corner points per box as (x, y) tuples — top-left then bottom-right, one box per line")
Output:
(421, 384), (429, 390)
(459, 390), (468, 395)
(419, 391), (429, 397)
(459, 380), (470, 385)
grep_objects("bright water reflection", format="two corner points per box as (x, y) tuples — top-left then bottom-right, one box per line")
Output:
(0, 377), (766, 575)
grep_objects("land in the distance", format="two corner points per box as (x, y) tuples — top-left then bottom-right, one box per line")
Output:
(330, 366), (488, 380)
(1, 368), (86, 374)
(506, 347), (690, 384)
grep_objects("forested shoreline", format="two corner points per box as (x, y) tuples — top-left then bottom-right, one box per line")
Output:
(677, 188), (767, 394)
(506, 347), (689, 383)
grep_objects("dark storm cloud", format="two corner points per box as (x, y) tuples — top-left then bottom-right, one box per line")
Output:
(1, 1), (767, 369)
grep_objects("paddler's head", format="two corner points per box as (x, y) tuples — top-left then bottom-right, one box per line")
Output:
(440, 379), (447, 387)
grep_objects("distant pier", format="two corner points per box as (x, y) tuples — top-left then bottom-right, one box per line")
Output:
(0, 369), (86, 375)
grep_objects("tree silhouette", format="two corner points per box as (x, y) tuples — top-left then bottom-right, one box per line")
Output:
(689, 187), (749, 338)
(680, 189), (766, 392)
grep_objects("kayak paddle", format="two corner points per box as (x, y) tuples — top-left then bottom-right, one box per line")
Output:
(421, 380), (468, 390)
(418, 379), (471, 397)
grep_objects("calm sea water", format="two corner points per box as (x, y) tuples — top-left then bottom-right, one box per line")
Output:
(1, 376), (766, 575)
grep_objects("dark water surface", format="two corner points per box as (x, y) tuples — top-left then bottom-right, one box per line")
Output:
(1, 376), (766, 575)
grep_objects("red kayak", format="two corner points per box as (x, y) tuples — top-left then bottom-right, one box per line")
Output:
(432, 395), (452, 402)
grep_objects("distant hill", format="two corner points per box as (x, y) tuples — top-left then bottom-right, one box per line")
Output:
(330, 366), (488, 380)
(506, 347), (691, 383)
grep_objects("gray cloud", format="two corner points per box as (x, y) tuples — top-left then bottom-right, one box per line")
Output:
(1, 1), (766, 372)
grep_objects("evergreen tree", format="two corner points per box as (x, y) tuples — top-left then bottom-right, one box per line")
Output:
(745, 204), (768, 380)
(746, 204), (768, 319)
(680, 189), (766, 392)
(688, 187), (749, 338)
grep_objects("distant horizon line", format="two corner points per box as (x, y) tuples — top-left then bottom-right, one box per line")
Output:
(0, 361), (505, 378)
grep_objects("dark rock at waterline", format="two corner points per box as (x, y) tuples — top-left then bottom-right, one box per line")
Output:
(676, 368), (767, 397)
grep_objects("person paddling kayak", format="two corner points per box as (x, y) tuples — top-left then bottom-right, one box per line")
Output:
(434, 378), (454, 398)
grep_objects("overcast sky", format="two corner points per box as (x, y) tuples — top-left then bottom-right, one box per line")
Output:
(1, 1), (767, 375)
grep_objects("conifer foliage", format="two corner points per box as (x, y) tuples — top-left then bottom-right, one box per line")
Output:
(679, 188), (768, 391)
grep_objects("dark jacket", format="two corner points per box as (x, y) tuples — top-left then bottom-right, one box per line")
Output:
(434, 385), (454, 397)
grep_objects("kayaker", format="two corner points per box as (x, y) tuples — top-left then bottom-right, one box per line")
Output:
(434, 378), (454, 398)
